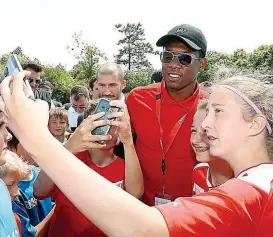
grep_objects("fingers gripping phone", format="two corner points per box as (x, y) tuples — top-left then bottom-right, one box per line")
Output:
(91, 98), (121, 144)
(0, 54), (34, 99)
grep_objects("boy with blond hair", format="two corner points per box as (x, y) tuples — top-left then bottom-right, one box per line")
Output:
(0, 150), (30, 236)
(48, 108), (69, 143)
(0, 149), (53, 237)
(0, 112), (19, 237)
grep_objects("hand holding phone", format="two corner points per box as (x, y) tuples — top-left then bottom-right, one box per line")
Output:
(91, 98), (121, 144)
(108, 100), (133, 145)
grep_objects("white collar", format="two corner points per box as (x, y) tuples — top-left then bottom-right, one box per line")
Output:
(120, 93), (126, 102)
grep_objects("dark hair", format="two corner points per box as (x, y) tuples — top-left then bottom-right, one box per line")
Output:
(151, 70), (163, 83)
(89, 78), (97, 90)
(22, 62), (42, 73)
(70, 85), (89, 101)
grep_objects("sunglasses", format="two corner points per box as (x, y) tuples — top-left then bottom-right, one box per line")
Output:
(26, 77), (42, 85)
(160, 51), (201, 67)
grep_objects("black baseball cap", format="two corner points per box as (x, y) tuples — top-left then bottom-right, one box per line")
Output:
(156, 24), (207, 57)
(39, 80), (52, 89)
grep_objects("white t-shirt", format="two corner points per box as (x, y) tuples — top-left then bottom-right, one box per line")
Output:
(67, 107), (79, 129)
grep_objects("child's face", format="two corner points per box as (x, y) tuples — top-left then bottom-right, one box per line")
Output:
(0, 114), (12, 165)
(191, 109), (211, 163)
(2, 171), (20, 201)
(48, 116), (68, 137)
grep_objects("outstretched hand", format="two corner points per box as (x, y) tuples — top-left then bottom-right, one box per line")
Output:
(64, 113), (112, 154)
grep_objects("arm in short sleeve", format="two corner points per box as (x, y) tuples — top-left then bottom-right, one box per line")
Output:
(155, 190), (251, 237)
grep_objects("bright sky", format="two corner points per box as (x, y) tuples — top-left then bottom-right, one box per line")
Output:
(1, 0), (273, 70)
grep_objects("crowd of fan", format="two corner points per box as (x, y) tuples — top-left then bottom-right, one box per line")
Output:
(0, 23), (272, 237)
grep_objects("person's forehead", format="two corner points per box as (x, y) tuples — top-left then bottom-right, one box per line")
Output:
(209, 88), (238, 106)
(193, 109), (206, 125)
(72, 97), (87, 104)
(97, 74), (121, 84)
(26, 69), (41, 79)
(164, 41), (195, 53)
(49, 116), (64, 121)
(4, 171), (20, 181)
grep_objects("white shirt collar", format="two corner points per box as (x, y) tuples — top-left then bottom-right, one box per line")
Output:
(120, 93), (126, 102)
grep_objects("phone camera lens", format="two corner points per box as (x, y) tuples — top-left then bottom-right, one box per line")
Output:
(4, 67), (9, 77)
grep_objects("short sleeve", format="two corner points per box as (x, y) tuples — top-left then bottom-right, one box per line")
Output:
(155, 189), (250, 237)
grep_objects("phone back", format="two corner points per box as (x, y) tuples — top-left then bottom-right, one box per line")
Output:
(1, 54), (22, 82)
(91, 98), (120, 137)
(1, 54), (34, 99)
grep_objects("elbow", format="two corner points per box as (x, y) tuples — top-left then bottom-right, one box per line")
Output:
(135, 185), (144, 199)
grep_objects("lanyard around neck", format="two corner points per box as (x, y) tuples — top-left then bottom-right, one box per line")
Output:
(155, 83), (199, 174)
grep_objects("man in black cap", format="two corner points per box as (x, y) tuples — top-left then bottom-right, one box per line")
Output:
(38, 81), (62, 108)
(126, 24), (209, 206)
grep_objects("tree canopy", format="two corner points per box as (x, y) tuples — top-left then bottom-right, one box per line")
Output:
(1, 24), (272, 104)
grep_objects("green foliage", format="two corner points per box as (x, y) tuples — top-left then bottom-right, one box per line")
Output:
(1, 26), (273, 103)
(43, 65), (79, 103)
(249, 45), (273, 70)
(198, 45), (273, 83)
(115, 22), (158, 71)
(123, 70), (153, 92)
(11, 46), (24, 56)
(67, 31), (107, 83)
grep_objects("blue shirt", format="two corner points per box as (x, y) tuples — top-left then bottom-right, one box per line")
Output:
(0, 179), (19, 237)
(12, 167), (53, 237)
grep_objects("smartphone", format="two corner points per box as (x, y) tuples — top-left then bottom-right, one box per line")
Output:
(0, 54), (34, 99)
(91, 98), (121, 143)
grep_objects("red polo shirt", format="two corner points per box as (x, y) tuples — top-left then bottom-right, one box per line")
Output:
(126, 82), (207, 206)
(156, 164), (273, 237)
(46, 151), (125, 237)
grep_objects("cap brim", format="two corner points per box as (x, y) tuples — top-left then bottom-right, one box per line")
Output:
(40, 85), (51, 89)
(156, 35), (201, 50)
